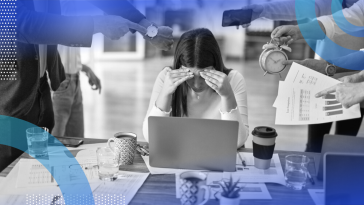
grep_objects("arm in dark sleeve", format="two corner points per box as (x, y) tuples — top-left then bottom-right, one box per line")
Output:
(87, 0), (145, 23)
(16, 1), (94, 47)
(330, 51), (364, 71)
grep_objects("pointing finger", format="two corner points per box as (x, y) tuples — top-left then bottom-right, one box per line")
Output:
(282, 60), (295, 65)
(315, 85), (337, 98)
(126, 19), (147, 34)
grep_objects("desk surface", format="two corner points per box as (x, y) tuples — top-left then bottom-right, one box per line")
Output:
(0, 137), (323, 205)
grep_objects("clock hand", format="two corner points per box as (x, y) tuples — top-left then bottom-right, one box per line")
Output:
(269, 57), (277, 63)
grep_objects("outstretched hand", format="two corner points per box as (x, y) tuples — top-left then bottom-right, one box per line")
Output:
(240, 4), (264, 28)
(271, 25), (303, 45)
(148, 26), (174, 51)
(93, 15), (146, 40)
(315, 82), (364, 109)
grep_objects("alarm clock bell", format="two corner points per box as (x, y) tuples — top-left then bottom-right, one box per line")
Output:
(259, 40), (291, 78)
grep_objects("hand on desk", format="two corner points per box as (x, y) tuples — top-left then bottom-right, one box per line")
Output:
(315, 82), (364, 109)
(282, 59), (327, 74)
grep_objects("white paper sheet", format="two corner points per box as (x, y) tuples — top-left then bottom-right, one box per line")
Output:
(0, 195), (27, 205)
(92, 171), (149, 205)
(16, 157), (99, 188)
(0, 159), (101, 205)
(222, 153), (286, 185)
(48, 142), (105, 154)
(308, 189), (325, 205)
(141, 156), (204, 174)
(275, 63), (361, 125)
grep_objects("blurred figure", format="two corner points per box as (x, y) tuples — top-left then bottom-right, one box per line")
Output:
(52, 47), (101, 138)
(143, 28), (249, 147)
(51, 0), (102, 138)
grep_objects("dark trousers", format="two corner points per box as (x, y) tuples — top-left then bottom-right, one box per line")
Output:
(306, 108), (364, 153)
(0, 74), (55, 172)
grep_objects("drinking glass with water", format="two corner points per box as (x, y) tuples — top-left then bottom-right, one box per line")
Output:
(285, 155), (310, 190)
(26, 127), (49, 158)
(96, 147), (120, 181)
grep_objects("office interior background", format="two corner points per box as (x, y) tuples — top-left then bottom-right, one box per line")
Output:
(77, 0), (364, 151)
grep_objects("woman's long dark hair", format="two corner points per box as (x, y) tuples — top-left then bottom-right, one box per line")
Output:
(171, 28), (231, 117)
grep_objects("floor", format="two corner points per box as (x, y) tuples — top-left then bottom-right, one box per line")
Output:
(80, 57), (311, 151)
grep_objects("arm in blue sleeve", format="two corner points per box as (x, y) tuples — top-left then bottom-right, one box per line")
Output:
(330, 51), (364, 71)
(16, 1), (94, 46)
(87, 0), (145, 23)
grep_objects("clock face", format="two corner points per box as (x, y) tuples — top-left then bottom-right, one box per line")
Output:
(264, 51), (287, 73)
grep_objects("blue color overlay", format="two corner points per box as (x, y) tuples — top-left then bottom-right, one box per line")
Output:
(0, 115), (95, 205)
(295, 0), (364, 70)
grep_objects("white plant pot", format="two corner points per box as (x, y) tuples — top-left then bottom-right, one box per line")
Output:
(218, 193), (240, 205)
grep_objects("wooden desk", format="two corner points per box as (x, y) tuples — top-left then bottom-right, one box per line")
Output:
(0, 137), (322, 205)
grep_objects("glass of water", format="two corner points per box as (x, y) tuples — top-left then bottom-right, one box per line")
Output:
(96, 147), (119, 181)
(285, 155), (310, 190)
(26, 127), (49, 157)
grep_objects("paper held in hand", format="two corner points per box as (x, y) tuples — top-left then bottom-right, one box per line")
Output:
(274, 63), (361, 125)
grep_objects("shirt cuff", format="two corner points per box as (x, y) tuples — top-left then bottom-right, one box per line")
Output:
(220, 107), (240, 121)
(317, 16), (335, 39)
(149, 103), (171, 116)
(219, 107), (238, 115)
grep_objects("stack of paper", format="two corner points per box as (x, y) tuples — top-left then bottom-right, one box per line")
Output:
(274, 63), (361, 125)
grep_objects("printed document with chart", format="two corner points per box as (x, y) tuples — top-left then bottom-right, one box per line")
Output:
(274, 63), (361, 125)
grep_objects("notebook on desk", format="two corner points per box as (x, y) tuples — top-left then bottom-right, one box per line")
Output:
(148, 116), (239, 172)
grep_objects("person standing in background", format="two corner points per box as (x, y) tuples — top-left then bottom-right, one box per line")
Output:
(52, 0), (102, 138)
(241, 0), (364, 152)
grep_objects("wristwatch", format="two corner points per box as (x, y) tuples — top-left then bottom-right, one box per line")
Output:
(145, 24), (158, 39)
(325, 63), (337, 76)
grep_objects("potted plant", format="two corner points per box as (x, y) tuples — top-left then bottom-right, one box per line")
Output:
(218, 176), (242, 205)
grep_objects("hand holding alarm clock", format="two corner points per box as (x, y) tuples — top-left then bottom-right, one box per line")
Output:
(259, 39), (291, 78)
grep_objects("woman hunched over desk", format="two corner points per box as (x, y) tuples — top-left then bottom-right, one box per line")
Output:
(142, 28), (249, 147)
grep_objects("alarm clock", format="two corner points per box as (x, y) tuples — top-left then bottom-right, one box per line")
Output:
(259, 40), (291, 77)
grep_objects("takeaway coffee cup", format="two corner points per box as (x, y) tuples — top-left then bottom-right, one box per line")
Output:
(252, 126), (278, 169)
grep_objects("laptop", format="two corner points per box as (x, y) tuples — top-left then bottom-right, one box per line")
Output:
(317, 134), (364, 180)
(148, 116), (239, 172)
(324, 152), (364, 205)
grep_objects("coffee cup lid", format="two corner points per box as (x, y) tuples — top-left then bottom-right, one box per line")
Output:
(252, 126), (277, 138)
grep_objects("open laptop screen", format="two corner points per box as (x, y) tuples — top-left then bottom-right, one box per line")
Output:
(324, 153), (364, 205)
